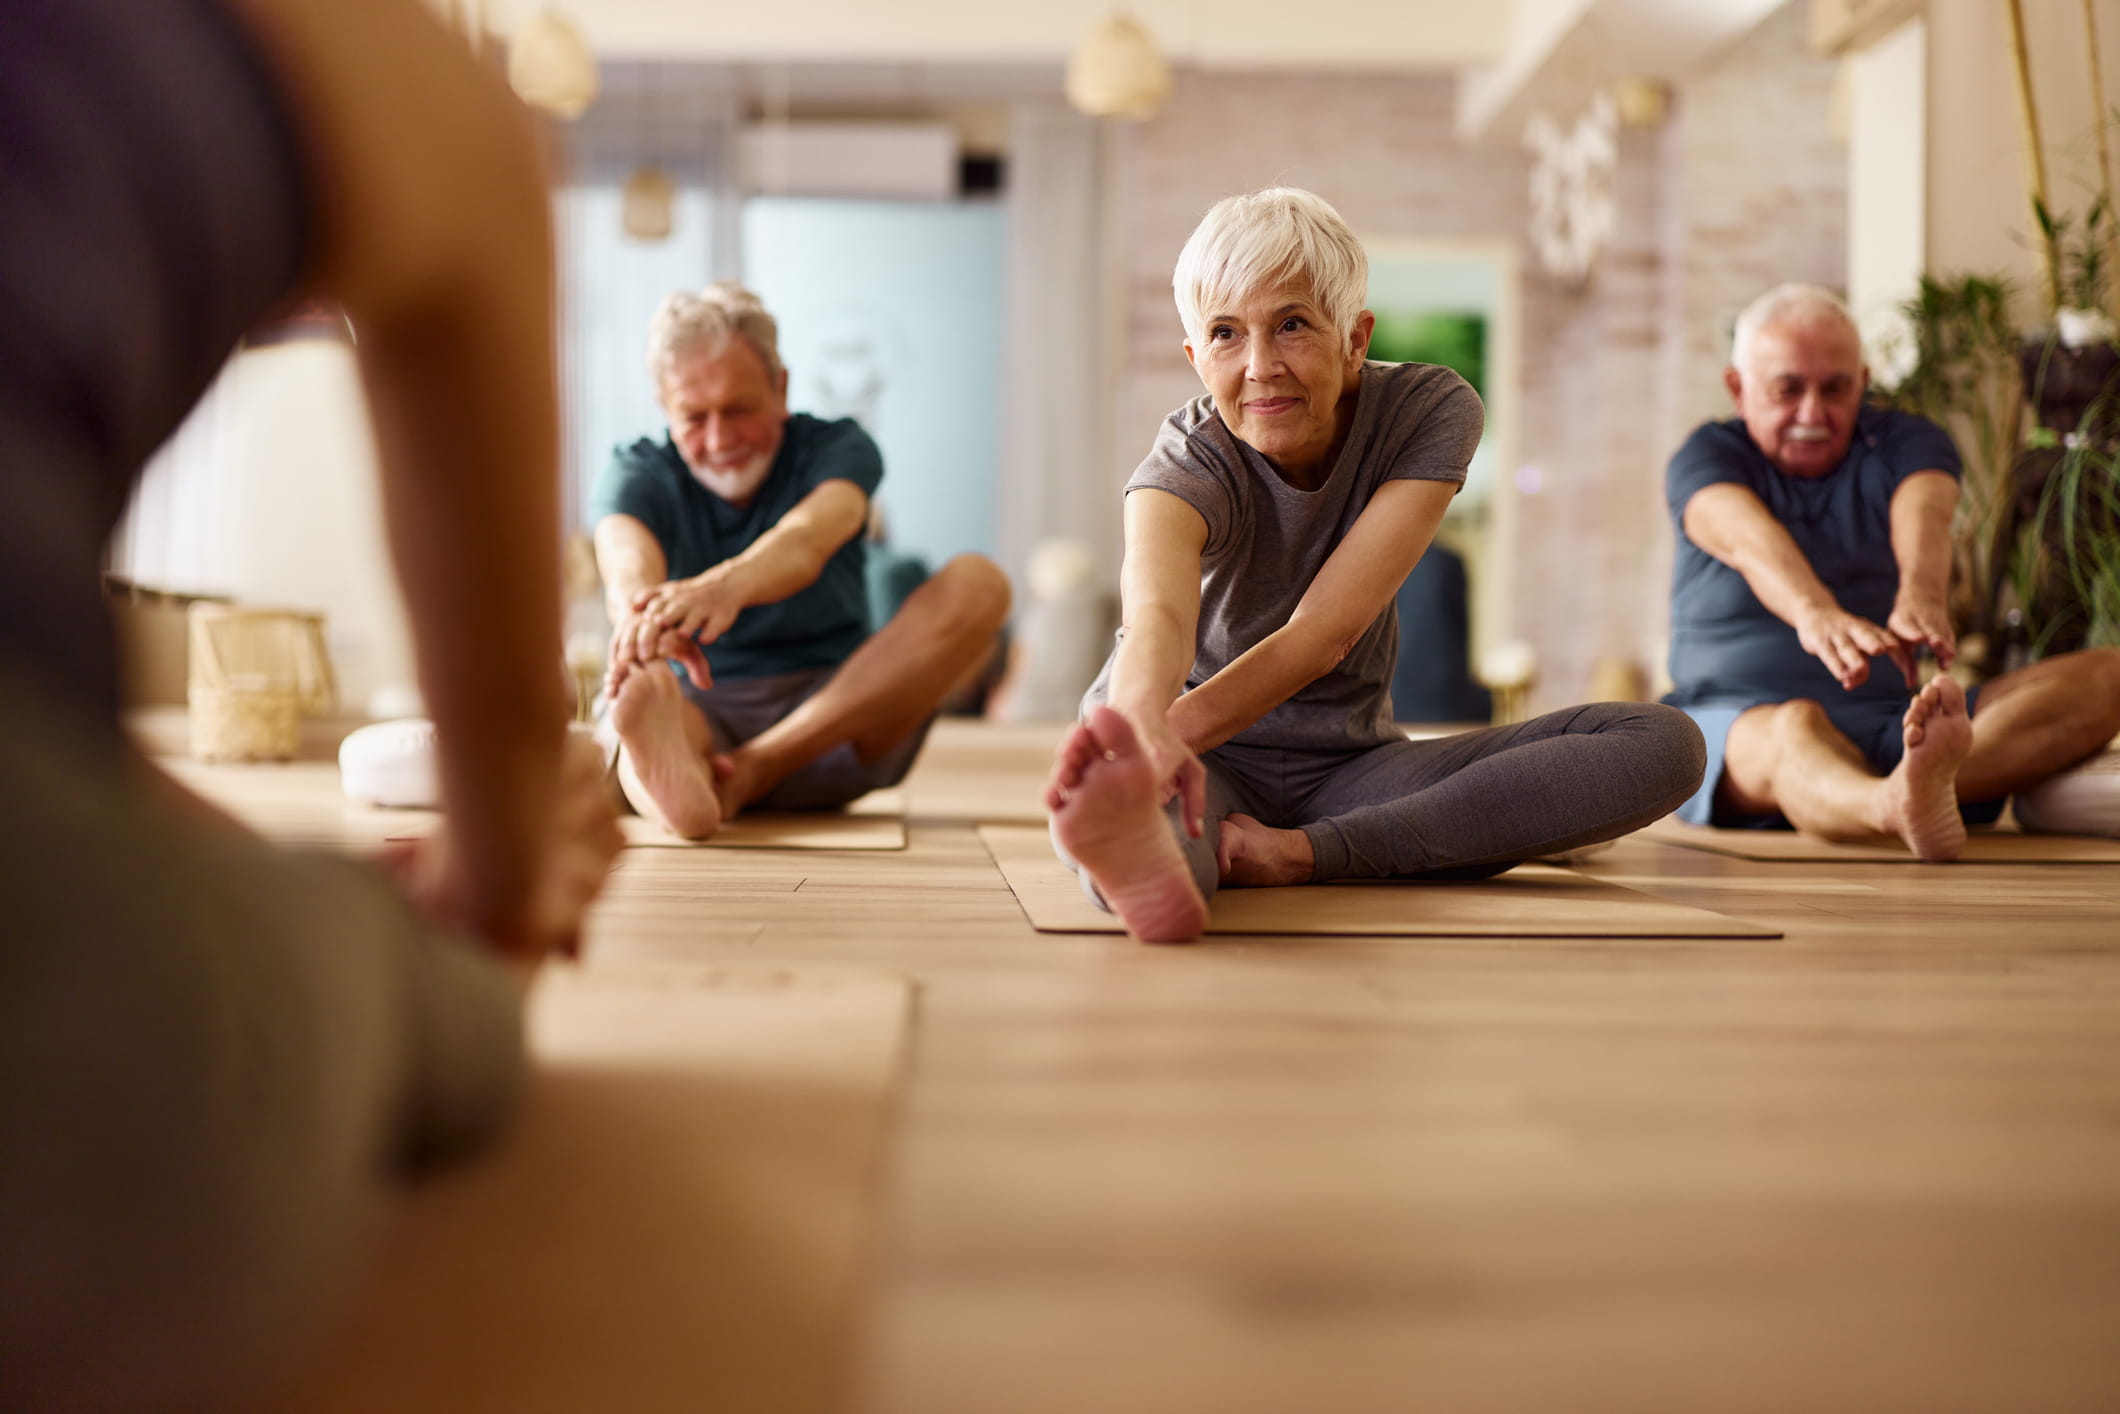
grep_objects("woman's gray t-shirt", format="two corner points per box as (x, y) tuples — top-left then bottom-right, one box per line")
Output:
(1088, 360), (1482, 751)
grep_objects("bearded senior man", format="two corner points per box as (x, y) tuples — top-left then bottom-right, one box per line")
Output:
(592, 283), (1009, 838)
(1663, 283), (2120, 860)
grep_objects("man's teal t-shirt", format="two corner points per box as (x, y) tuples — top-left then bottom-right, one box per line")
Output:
(589, 413), (883, 681)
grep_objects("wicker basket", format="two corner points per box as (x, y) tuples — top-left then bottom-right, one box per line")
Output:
(187, 605), (336, 761)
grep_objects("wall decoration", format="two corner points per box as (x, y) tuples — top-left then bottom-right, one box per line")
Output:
(1524, 92), (1618, 283)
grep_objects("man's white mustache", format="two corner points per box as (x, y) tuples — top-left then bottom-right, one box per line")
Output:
(1785, 426), (1832, 442)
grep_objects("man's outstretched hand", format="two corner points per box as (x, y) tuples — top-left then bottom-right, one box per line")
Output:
(1796, 603), (1916, 691)
(604, 605), (712, 698)
(1888, 593), (1956, 671)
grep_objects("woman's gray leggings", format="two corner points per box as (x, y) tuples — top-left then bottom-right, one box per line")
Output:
(1083, 701), (1706, 907)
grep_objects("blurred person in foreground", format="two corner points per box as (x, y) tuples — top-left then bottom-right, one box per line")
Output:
(1043, 188), (1705, 943)
(1662, 283), (2120, 858)
(593, 283), (1009, 838)
(0, 0), (621, 1408)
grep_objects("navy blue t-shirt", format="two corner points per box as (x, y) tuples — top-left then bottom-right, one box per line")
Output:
(590, 413), (883, 681)
(1664, 406), (1961, 709)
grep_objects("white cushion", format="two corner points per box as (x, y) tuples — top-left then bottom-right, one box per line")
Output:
(339, 717), (439, 808)
(2014, 746), (2120, 838)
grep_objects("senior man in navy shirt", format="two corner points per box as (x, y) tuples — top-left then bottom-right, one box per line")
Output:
(1663, 283), (2120, 859)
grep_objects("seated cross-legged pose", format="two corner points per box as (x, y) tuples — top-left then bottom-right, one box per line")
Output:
(1664, 283), (2120, 859)
(593, 283), (1010, 838)
(1044, 188), (1707, 942)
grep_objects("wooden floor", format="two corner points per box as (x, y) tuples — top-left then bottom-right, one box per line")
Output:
(199, 718), (2120, 1412)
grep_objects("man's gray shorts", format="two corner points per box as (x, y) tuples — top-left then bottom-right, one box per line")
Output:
(601, 663), (934, 813)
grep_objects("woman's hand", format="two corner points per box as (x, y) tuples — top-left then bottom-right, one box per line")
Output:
(385, 729), (623, 962)
(1127, 708), (1208, 838)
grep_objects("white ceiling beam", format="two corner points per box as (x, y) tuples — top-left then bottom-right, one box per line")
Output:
(1455, 0), (1787, 142)
(479, 0), (1513, 70)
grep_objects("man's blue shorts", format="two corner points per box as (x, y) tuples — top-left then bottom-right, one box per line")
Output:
(1671, 687), (2006, 828)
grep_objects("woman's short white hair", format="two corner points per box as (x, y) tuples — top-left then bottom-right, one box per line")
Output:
(646, 281), (785, 384)
(1731, 283), (1858, 370)
(1172, 187), (1368, 341)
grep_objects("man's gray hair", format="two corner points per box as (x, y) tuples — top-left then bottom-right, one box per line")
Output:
(646, 281), (784, 384)
(1731, 283), (1859, 369)
(1172, 187), (1368, 342)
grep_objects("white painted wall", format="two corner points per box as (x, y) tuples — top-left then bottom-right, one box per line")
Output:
(1920, 0), (2120, 326)
(1846, 16), (1925, 364)
(126, 344), (416, 714)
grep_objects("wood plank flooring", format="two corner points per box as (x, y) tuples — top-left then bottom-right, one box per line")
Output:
(175, 718), (2120, 1413)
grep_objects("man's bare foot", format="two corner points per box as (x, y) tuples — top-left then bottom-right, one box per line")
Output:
(711, 746), (769, 822)
(1216, 813), (1314, 886)
(1877, 675), (1973, 860)
(610, 667), (721, 839)
(1048, 707), (1208, 942)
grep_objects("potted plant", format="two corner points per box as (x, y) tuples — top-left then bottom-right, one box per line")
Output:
(1879, 274), (2023, 663)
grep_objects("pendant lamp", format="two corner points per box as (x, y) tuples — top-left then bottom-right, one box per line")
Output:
(622, 166), (676, 241)
(1066, 13), (1171, 120)
(507, 8), (598, 121)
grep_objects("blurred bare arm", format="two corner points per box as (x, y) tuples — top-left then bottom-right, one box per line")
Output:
(228, 0), (600, 955)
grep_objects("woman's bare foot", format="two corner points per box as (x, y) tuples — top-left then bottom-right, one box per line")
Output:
(1877, 675), (1973, 860)
(1047, 707), (1208, 942)
(610, 667), (722, 839)
(1216, 812), (1314, 886)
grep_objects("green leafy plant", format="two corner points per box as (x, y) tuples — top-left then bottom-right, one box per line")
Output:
(1880, 274), (2024, 639)
(2033, 195), (2114, 314)
(2023, 414), (2120, 652)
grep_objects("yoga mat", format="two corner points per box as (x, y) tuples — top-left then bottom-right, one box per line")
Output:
(286, 964), (909, 1414)
(896, 720), (1485, 826)
(979, 825), (1780, 938)
(1639, 817), (2120, 864)
(620, 788), (908, 850)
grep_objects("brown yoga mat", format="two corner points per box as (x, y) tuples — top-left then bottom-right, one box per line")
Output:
(1639, 817), (2120, 864)
(979, 825), (1780, 938)
(286, 964), (909, 1414)
(620, 788), (908, 850)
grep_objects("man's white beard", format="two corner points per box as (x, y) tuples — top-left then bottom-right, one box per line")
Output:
(691, 451), (772, 500)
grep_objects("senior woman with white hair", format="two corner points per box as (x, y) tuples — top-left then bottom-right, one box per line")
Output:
(1045, 188), (1706, 942)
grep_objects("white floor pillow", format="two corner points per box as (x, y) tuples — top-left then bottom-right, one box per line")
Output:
(339, 717), (439, 809)
(2013, 745), (2120, 838)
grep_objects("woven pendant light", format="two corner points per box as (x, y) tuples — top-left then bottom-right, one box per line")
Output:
(507, 8), (598, 121)
(1066, 14), (1171, 120)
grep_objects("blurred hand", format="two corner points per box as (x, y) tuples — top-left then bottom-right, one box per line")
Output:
(1887, 592), (1956, 671)
(387, 729), (622, 961)
(1796, 604), (1914, 692)
(605, 604), (710, 697)
(633, 576), (742, 655)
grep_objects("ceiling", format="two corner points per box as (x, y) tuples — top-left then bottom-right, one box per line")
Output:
(476, 0), (1516, 71)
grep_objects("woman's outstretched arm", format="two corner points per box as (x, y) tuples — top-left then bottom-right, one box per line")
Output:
(1103, 488), (1211, 834)
(1170, 477), (1455, 755)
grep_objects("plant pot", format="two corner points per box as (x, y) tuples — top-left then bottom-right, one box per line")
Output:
(2019, 336), (2120, 435)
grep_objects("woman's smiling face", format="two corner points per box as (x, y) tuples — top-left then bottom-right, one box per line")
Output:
(1185, 284), (1373, 485)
